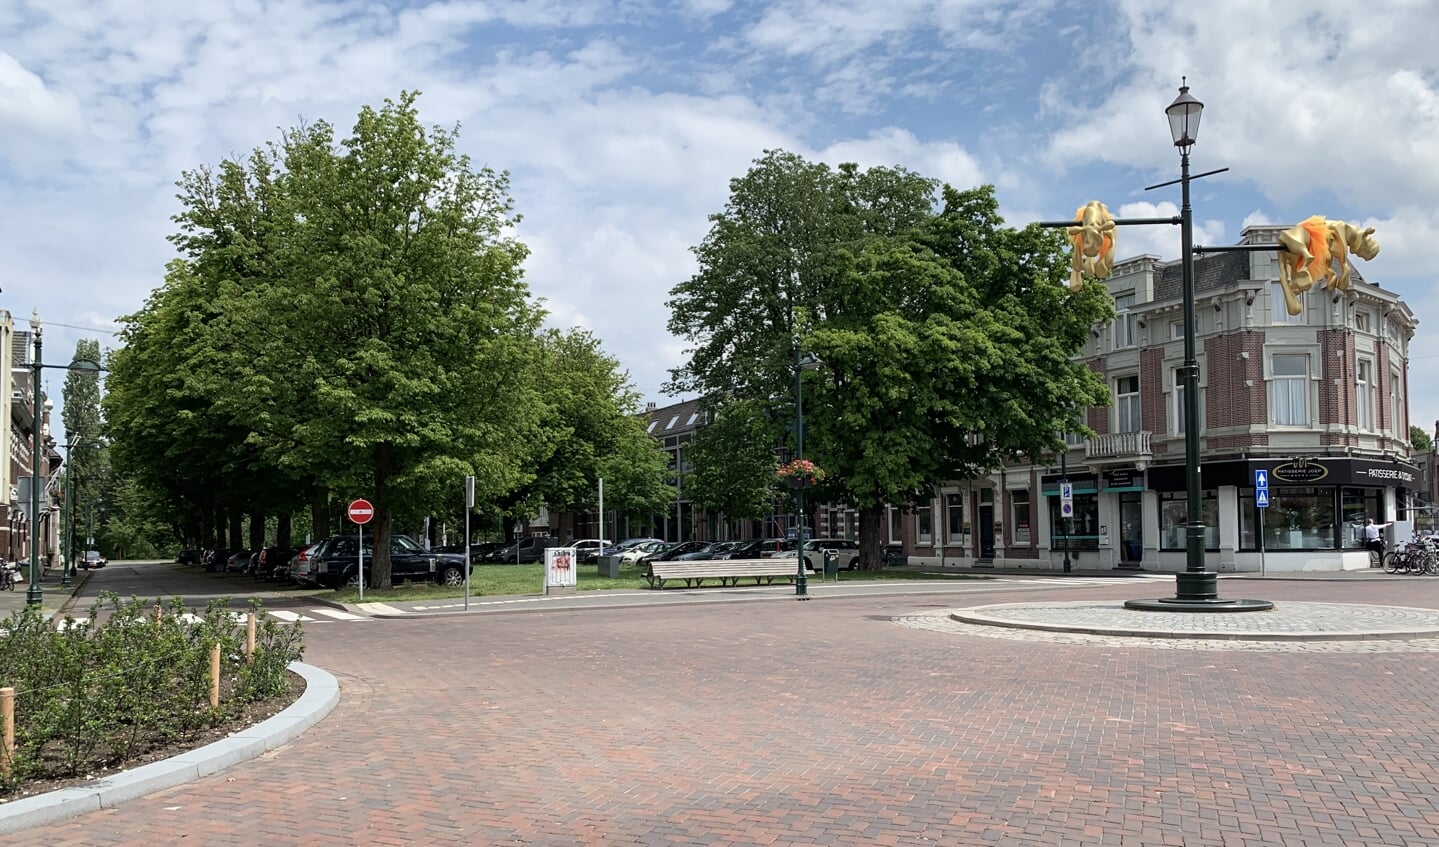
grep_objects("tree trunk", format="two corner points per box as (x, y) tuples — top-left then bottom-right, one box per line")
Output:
(310, 487), (330, 541)
(228, 510), (244, 549)
(371, 444), (396, 589)
(248, 511), (265, 552)
(857, 505), (885, 571)
(277, 512), (292, 549)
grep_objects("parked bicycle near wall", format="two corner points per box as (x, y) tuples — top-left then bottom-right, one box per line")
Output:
(0, 558), (16, 591)
(1384, 537), (1439, 575)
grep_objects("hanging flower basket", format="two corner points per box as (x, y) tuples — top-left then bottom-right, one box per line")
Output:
(776, 459), (826, 489)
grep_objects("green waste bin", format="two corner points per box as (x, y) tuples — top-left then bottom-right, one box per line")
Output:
(822, 549), (839, 579)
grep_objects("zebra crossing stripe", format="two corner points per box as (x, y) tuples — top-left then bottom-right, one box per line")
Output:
(269, 610), (314, 622)
(306, 607), (365, 621)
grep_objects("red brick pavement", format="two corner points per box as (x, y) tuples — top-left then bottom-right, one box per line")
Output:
(24, 578), (1439, 846)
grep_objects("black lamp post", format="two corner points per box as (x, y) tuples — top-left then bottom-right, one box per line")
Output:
(23, 311), (106, 606)
(792, 349), (822, 598)
(1125, 80), (1270, 612)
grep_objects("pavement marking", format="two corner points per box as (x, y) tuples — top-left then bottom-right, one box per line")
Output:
(356, 602), (407, 615)
(305, 607), (366, 621)
(268, 610), (315, 622)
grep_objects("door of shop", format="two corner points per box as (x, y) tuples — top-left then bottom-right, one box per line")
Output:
(1119, 492), (1143, 565)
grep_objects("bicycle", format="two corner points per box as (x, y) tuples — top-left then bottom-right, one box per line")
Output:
(0, 562), (16, 591)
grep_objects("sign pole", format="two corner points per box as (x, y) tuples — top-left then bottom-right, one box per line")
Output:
(1254, 469), (1269, 578)
(465, 475), (475, 611)
(347, 499), (375, 601)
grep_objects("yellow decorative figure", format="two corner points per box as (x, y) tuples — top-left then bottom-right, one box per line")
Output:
(1066, 200), (1116, 292)
(1275, 216), (1380, 315)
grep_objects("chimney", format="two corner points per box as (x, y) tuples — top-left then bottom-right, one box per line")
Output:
(646, 402), (656, 412)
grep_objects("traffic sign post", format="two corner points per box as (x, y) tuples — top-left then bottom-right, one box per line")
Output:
(349, 499), (374, 600)
(1254, 471), (1268, 577)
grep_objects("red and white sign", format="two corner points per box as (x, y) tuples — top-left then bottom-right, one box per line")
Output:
(348, 499), (375, 525)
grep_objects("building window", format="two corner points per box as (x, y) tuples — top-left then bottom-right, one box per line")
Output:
(1355, 311), (1370, 332)
(1271, 281), (1304, 323)
(887, 507), (902, 544)
(946, 495), (965, 543)
(1169, 320), (1185, 339)
(1064, 431), (1086, 447)
(1159, 491), (1219, 550)
(1242, 486), (1335, 550)
(1113, 293), (1137, 349)
(1116, 375), (1141, 433)
(1172, 370), (1186, 435)
(916, 505), (933, 546)
(1357, 358), (1375, 431)
(1010, 490), (1031, 545)
(1270, 354), (1310, 426)
(665, 415), (679, 430)
(1390, 369), (1403, 434)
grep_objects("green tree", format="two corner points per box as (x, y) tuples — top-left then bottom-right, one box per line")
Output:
(667, 152), (1110, 568)
(61, 338), (108, 563)
(1412, 425), (1434, 453)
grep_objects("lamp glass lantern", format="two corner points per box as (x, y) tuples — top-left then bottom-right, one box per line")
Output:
(1165, 81), (1204, 148)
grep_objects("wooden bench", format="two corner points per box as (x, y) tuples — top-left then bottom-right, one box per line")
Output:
(644, 558), (801, 589)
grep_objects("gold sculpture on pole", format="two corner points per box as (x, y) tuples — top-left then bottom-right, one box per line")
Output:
(1066, 200), (1117, 291)
(1274, 216), (1380, 315)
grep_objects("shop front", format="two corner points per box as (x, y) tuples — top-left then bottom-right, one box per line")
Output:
(1147, 456), (1419, 571)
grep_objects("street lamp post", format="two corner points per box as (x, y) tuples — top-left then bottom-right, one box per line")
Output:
(22, 311), (106, 606)
(793, 345), (808, 598)
(1123, 80), (1270, 612)
(26, 312), (45, 605)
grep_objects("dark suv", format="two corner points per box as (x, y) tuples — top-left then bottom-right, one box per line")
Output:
(483, 536), (562, 564)
(309, 534), (469, 589)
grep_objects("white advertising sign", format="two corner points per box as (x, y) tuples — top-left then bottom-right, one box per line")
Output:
(544, 546), (576, 593)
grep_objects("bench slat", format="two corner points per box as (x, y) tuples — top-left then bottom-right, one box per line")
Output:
(645, 558), (801, 589)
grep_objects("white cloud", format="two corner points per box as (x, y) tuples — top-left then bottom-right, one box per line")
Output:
(816, 128), (984, 189)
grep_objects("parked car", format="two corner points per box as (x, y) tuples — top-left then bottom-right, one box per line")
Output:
(438, 541), (507, 564)
(288, 544), (318, 586)
(255, 546), (297, 581)
(798, 538), (861, 571)
(617, 540), (669, 565)
(635, 540), (711, 565)
(720, 538), (793, 559)
(223, 549), (254, 574)
(597, 537), (664, 558)
(308, 534), (470, 589)
(82, 550), (108, 569)
(202, 548), (234, 572)
(569, 538), (613, 563)
(484, 536), (563, 565)
(676, 540), (744, 561)
(176, 549), (202, 565)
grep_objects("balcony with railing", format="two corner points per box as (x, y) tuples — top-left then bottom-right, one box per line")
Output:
(1086, 431), (1153, 467)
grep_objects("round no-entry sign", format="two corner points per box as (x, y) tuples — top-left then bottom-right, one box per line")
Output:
(348, 498), (375, 525)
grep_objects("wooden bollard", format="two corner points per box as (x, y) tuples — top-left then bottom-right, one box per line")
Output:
(209, 643), (221, 709)
(246, 611), (256, 665)
(1, 687), (13, 779)
(154, 604), (163, 627)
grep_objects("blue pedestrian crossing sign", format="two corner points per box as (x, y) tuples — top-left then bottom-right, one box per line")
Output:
(1256, 489), (1270, 508)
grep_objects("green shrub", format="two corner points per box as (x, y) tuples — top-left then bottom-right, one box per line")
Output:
(0, 593), (305, 792)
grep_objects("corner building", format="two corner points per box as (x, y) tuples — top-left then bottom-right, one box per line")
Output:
(905, 225), (1419, 573)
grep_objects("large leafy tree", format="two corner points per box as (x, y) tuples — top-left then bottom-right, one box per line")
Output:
(667, 151), (1110, 568)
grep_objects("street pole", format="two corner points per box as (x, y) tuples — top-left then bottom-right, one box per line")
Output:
(60, 449), (73, 586)
(1061, 438), (1072, 573)
(26, 316), (43, 606)
(794, 343), (808, 598)
(1176, 102), (1214, 601)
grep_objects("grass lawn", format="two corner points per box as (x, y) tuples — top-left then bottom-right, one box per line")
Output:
(327, 562), (989, 603)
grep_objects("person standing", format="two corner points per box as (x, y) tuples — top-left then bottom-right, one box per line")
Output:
(1363, 518), (1391, 559)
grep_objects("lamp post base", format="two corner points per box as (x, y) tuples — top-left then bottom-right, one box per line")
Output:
(1125, 571), (1273, 612)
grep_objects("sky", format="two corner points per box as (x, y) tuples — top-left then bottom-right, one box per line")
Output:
(2, 0), (1436, 449)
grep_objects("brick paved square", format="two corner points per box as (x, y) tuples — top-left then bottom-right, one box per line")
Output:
(23, 579), (1439, 846)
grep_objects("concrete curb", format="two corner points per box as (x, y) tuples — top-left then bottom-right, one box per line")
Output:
(0, 661), (339, 836)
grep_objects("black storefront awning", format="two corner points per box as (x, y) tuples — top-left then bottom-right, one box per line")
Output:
(1147, 457), (1419, 492)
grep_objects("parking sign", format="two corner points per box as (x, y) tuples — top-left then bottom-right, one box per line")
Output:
(1060, 482), (1074, 518)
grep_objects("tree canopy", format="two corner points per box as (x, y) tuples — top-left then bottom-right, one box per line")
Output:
(105, 92), (669, 586)
(667, 151), (1111, 567)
